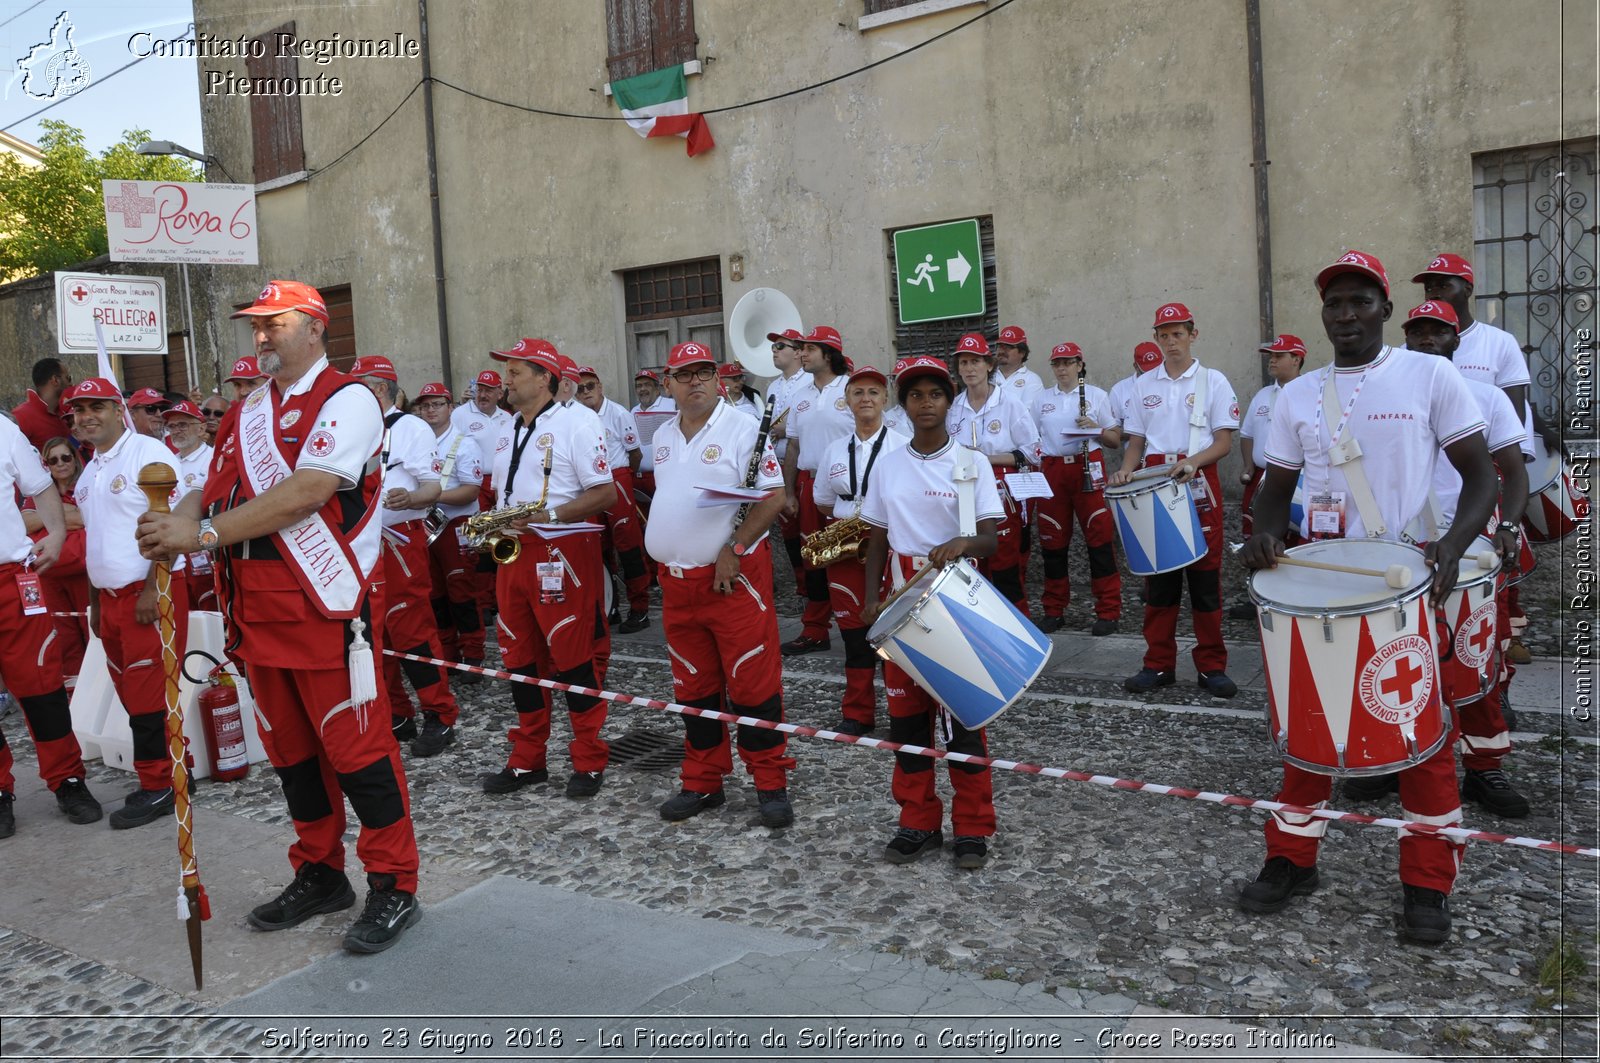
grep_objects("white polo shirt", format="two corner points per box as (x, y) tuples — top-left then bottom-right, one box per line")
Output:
(1263, 347), (1486, 540)
(1432, 374), (1526, 529)
(998, 365), (1045, 409)
(174, 442), (213, 502)
(813, 424), (909, 520)
(947, 386), (1041, 463)
(1423, 323), (1534, 459)
(271, 359), (384, 489)
(451, 403), (512, 475)
(431, 427), (484, 521)
(596, 398), (641, 470)
(1123, 358), (1240, 457)
(1239, 383), (1284, 468)
(645, 401), (783, 568)
(1033, 384), (1114, 457)
(727, 393), (762, 420)
(77, 427), (179, 589)
(490, 401), (612, 511)
(765, 369), (808, 461)
(632, 395), (678, 473)
(381, 407), (442, 527)
(790, 373), (853, 473)
(882, 403), (910, 435)
(859, 440), (1004, 558)
(0, 418), (50, 564)
(1108, 372), (1143, 429)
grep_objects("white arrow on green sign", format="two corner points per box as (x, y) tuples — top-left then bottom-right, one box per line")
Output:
(893, 219), (985, 324)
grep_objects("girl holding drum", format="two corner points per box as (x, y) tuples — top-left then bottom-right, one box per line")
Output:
(859, 356), (1002, 870)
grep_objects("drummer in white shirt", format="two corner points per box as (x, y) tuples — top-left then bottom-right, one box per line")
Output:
(946, 332), (1042, 618)
(162, 400), (217, 612)
(1032, 342), (1121, 635)
(1111, 303), (1239, 698)
(1238, 250), (1497, 944)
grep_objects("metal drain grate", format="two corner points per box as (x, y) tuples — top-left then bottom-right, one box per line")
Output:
(607, 726), (685, 773)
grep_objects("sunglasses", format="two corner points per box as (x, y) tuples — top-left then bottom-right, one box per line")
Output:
(44, 454), (75, 466)
(202, 409), (227, 418)
(770, 342), (793, 351)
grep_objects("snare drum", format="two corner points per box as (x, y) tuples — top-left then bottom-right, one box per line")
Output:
(867, 561), (1052, 730)
(1505, 525), (1537, 587)
(1249, 539), (1450, 776)
(1523, 445), (1592, 544)
(1438, 535), (1501, 706)
(1106, 467), (1207, 575)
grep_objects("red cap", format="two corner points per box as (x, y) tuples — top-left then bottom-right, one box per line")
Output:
(847, 363), (889, 386)
(231, 280), (329, 324)
(891, 358), (909, 377)
(666, 341), (717, 370)
(557, 354), (580, 383)
(350, 355), (399, 382)
(895, 355), (953, 387)
(766, 328), (803, 343)
(954, 333), (991, 357)
(475, 370), (502, 388)
(1316, 250), (1389, 297)
(490, 338), (562, 379)
(799, 325), (843, 352)
(996, 325), (1028, 346)
(717, 363), (745, 378)
(634, 368), (661, 383)
(1404, 299), (1460, 332)
(575, 365), (600, 379)
(1152, 302), (1194, 329)
(1133, 342), (1163, 371)
(1411, 253), (1473, 285)
(161, 400), (203, 421)
(416, 381), (452, 399)
(127, 387), (168, 408)
(225, 355), (264, 381)
(843, 356), (855, 373)
(64, 378), (125, 405)
(1258, 334), (1308, 358)
(1050, 342), (1084, 361)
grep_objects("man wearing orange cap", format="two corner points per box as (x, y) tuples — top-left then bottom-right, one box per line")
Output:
(162, 400), (217, 612)
(137, 280), (422, 954)
(411, 382), (487, 675)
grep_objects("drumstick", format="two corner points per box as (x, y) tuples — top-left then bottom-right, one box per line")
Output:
(1128, 463), (1182, 483)
(1272, 554), (1413, 589)
(879, 557), (941, 612)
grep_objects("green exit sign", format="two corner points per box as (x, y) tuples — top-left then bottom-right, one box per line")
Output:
(893, 219), (985, 324)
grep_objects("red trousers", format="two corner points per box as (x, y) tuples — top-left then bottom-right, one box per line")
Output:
(826, 548), (884, 728)
(600, 468), (650, 615)
(494, 532), (610, 774)
(380, 523), (459, 726)
(244, 662), (420, 894)
(427, 516), (486, 662)
(98, 579), (189, 791)
(0, 561), (86, 795)
(885, 659), (995, 837)
(1459, 578), (1514, 771)
(794, 471), (835, 640)
(1037, 453), (1120, 620)
(659, 541), (793, 792)
(975, 468), (1029, 616)
(1140, 458), (1226, 673)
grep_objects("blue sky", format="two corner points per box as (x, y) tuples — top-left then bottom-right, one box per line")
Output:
(1, 1), (203, 155)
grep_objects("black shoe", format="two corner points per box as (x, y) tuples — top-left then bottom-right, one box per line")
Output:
(1197, 670), (1238, 699)
(342, 875), (421, 954)
(391, 715), (418, 741)
(1090, 618), (1119, 636)
(1238, 856), (1320, 914)
(780, 635), (830, 657)
(884, 827), (943, 864)
(1123, 668), (1175, 694)
(1400, 884), (1452, 944)
(457, 657), (484, 686)
(1462, 768), (1531, 818)
(619, 611), (651, 634)
(479, 766), (549, 794)
(54, 777), (103, 824)
(833, 719), (875, 737)
(247, 861), (356, 931)
(952, 835), (988, 869)
(1341, 772), (1399, 802)
(566, 770), (603, 798)
(1228, 601), (1257, 620)
(410, 713), (455, 758)
(0, 792), (13, 839)
(757, 788), (794, 828)
(1036, 615), (1065, 634)
(109, 787), (174, 830)
(660, 788), (726, 821)
(608, 606), (622, 626)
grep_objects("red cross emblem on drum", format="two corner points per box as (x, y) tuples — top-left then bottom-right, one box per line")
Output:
(1357, 634), (1435, 725)
(1455, 601), (1496, 669)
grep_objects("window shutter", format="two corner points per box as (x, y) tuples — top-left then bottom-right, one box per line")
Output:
(245, 23), (306, 182)
(605, 0), (655, 82)
(651, 0), (698, 70)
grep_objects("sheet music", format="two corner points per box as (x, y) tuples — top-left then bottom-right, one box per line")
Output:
(1003, 471), (1053, 500)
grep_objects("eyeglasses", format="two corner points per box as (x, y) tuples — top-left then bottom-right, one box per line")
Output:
(576, 382), (599, 394)
(668, 366), (717, 383)
(413, 400), (449, 410)
(202, 409), (227, 418)
(44, 454), (75, 466)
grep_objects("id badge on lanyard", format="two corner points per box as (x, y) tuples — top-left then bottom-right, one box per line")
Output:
(1308, 491), (1347, 540)
(186, 550), (214, 575)
(16, 565), (45, 615)
(536, 560), (566, 605)
(1083, 457), (1106, 492)
(1190, 469), (1214, 514)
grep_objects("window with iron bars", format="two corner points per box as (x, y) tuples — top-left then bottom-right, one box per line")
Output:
(622, 257), (722, 321)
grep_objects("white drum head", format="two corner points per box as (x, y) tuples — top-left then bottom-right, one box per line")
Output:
(1250, 539), (1426, 611)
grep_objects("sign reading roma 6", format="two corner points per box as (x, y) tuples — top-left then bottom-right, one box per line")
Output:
(101, 180), (260, 265)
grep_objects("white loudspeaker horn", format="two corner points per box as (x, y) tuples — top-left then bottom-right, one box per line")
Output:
(726, 287), (801, 378)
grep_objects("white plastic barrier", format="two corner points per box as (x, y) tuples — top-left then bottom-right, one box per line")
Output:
(68, 610), (269, 780)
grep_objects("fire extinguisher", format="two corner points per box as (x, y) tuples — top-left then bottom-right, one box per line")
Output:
(184, 651), (250, 782)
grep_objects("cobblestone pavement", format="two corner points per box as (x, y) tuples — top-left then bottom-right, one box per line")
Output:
(1, 515), (1595, 1062)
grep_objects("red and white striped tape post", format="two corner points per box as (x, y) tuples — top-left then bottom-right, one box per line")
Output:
(386, 649), (1600, 860)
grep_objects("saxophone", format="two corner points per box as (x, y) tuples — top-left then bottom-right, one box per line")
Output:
(801, 515), (871, 566)
(465, 443), (552, 564)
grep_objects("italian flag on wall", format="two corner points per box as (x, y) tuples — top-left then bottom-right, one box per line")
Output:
(610, 64), (714, 158)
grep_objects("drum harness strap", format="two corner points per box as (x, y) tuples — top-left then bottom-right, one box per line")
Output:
(1186, 362), (1210, 460)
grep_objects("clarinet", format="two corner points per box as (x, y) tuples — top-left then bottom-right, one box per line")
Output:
(732, 393), (779, 531)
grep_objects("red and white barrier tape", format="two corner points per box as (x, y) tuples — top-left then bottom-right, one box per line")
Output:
(386, 649), (1600, 860)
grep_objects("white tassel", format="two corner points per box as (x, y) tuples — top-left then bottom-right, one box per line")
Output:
(176, 889), (189, 920)
(347, 618), (377, 720)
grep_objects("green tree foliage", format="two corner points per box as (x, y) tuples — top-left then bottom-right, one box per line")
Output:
(0, 121), (203, 279)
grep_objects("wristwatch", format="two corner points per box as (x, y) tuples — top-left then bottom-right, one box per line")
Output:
(547, 507), (562, 524)
(726, 538), (750, 556)
(196, 518), (219, 551)
(1496, 520), (1519, 535)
